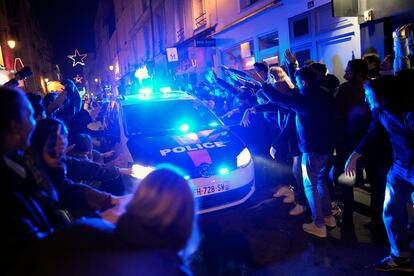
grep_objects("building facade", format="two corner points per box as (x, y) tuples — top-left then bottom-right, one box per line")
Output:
(92, 0), (414, 94)
(0, 0), (12, 84)
(0, 0), (55, 92)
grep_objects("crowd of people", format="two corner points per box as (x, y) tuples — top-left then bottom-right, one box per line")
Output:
(0, 76), (198, 275)
(174, 24), (414, 272)
(1, 24), (414, 274)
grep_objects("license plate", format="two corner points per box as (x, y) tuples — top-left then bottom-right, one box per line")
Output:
(194, 183), (230, 197)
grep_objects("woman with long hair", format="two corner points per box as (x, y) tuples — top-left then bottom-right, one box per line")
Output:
(17, 165), (199, 275)
(27, 118), (121, 216)
(269, 66), (295, 94)
(116, 165), (199, 262)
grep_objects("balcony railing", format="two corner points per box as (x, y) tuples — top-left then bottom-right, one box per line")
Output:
(194, 12), (207, 29)
(177, 27), (184, 42)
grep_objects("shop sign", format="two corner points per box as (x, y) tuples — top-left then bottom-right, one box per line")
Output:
(195, 38), (216, 47)
(166, 48), (179, 62)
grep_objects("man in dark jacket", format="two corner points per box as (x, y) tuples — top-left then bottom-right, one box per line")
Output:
(261, 66), (336, 237)
(345, 75), (414, 272)
(335, 59), (391, 228)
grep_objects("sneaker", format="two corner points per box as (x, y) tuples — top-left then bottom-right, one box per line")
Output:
(282, 191), (295, 203)
(374, 255), (413, 272)
(289, 204), (306, 216)
(324, 215), (337, 227)
(273, 186), (291, 198)
(302, 222), (327, 238)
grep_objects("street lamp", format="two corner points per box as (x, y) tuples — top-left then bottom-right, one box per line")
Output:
(94, 78), (99, 83)
(0, 29), (16, 49)
(109, 65), (114, 71)
(7, 39), (15, 49)
(44, 78), (49, 83)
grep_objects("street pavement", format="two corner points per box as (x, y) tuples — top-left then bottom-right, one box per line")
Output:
(190, 154), (411, 276)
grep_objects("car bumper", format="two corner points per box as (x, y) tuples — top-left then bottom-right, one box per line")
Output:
(191, 161), (255, 214)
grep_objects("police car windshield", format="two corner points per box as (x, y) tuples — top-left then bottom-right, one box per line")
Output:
(123, 99), (221, 135)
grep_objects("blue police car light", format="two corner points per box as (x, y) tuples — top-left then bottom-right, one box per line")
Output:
(135, 66), (150, 82)
(219, 168), (230, 175)
(139, 87), (153, 94)
(209, 122), (219, 127)
(160, 87), (171, 93)
(237, 148), (252, 168)
(179, 123), (190, 132)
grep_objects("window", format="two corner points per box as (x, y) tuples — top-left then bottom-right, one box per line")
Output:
(175, 0), (185, 41)
(332, 0), (358, 17)
(258, 31), (279, 51)
(221, 40), (254, 71)
(292, 17), (309, 38)
(293, 17), (309, 38)
(123, 100), (219, 135)
(240, 0), (260, 9)
(192, 0), (206, 29)
(295, 49), (311, 66)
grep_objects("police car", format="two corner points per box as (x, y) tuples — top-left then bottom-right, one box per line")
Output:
(116, 88), (255, 214)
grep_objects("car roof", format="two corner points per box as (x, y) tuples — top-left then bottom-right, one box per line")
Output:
(120, 91), (197, 106)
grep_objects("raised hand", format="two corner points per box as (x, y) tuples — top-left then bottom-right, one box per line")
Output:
(221, 108), (239, 119)
(240, 108), (253, 127)
(394, 23), (412, 38)
(284, 49), (297, 65)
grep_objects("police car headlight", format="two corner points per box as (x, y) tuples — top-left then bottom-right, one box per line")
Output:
(237, 148), (252, 168)
(132, 164), (155, 179)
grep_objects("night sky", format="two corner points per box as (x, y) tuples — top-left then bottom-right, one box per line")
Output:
(29, 0), (99, 79)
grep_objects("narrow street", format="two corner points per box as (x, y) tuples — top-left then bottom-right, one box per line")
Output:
(192, 154), (397, 275)
(2, 0), (414, 275)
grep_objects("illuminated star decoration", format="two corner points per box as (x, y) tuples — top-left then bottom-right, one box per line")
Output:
(73, 75), (83, 84)
(67, 49), (87, 67)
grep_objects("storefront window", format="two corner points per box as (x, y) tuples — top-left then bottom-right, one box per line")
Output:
(221, 40), (254, 70)
(263, 55), (279, 67)
(258, 31), (279, 51)
(0, 45), (4, 69)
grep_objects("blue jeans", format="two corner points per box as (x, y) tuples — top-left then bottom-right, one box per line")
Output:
(302, 153), (332, 226)
(383, 161), (414, 258)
